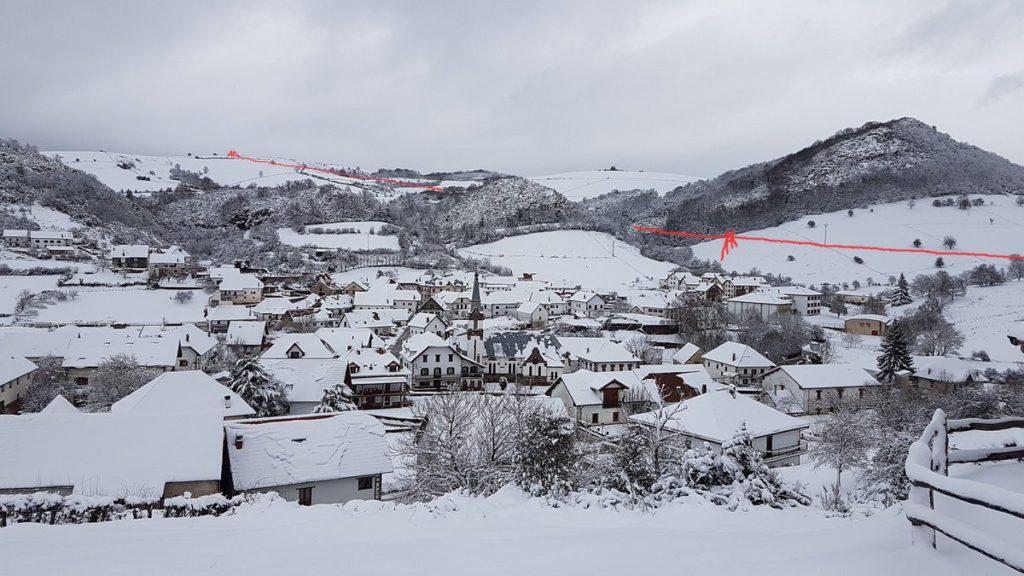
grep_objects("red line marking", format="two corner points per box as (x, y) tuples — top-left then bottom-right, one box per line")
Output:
(226, 150), (443, 191)
(632, 225), (1024, 262)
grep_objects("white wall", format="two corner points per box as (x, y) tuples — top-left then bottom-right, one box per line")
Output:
(255, 476), (379, 505)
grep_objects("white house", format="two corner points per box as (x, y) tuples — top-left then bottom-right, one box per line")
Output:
(516, 301), (548, 328)
(226, 320), (267, 355)
(400, 332), (483, 391)
(138, 324), (217, 371)
(342, 308), (409, 336)
(205, 304), (257, 333)
(149, 246), (191, 275)
(670, 343), (704, 365)
(630, 389), (809, 467)
(343, 348), (410, 409)
(771, 286), (822, 316)
(547, 369), (659, 426)
(762, 364), (880, 415)
(224, 412), (392, 505)
(216, 273), (264, 305)
(61, 332), (180, 385)
(701, 341), (775, 386)
(0, 355), (37, 414)
(726, 292), (794, 322)
(568, 291), (607, 318)
(408, 312), (449, 337)
(259, 358), (350, 415)
(557, 337), (640, 372)
(909, 357), (990, 392)
(523, 290), (568, 317)
(112, 370), (255, 419)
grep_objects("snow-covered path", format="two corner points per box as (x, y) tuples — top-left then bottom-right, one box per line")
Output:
(0, 489), (1013, 575)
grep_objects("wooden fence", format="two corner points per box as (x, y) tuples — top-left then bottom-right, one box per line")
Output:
(905, 409), (1024, 573)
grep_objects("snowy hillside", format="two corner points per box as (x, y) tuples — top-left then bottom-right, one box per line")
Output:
(277, 221), (400, 251)
(691, 195), (1024, 284)
(530, 170), (700, 200)
(43, 151), (471, 198)
(459, 230), (675, 291)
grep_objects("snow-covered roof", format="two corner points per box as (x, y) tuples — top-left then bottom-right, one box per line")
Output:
(149, 251), (188, 265)
(315, 328), (384, 352)
(557, 337), (638, 363)
(261, 334), (338, 359)
(770, 364), (880, 390)
(773, 285), (822, 297)
(913, 357), (990, 383)
(627, 291), (673, 309)
(517, 301), (543, 315)
(354, 289), (395, 308)
(0, 411), (224, 496)
(408, 312), (445, 330)
(260, 358), (349, 403)
(553, 369), (660, 407)
(0, 355), (37, 384)
(568, 290), (602, 303)
(219, 273), (263, 291)
(253, 297), (303, 316)
(345, 348), (409, 378)
(39, 395), (79, 414)
(392, 289), (421, 302)
(401, 332), (454, 360)
(344, 308), (409, 329)
(109, 244), (149, 259)
(61, 332), (180, 369)
(227, 321), (267, 347)
(846, 314), (890, 323)
(0, 328), (76, 359)
(112, 371), (254, 418)
(630, 390), (809, 443)
(206, 304), (257, 322)
(671, 343), (703, 364)
(225, 412), (392, 489)
(727, 292), (792, 305)
(138, 324), (217, 356)
(702, 342), (775, 368)
(2, 229), (29, 238)
(524, 290), (564, 305)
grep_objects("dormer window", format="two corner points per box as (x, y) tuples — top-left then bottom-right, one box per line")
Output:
(349, 363), (359, 374)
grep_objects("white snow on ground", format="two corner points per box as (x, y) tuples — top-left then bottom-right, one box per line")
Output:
(29, 288), (207, 325)
(530, 170), (700, 200)
(942, 282), (1024, 362)
(0, 275), (60, 319)
(1, 203), (79, 230)
(459, 230), (674, 292)
(691, 195), (1024, 285)
(0, 487), (1011, 576)
(277, 221), (399, 251)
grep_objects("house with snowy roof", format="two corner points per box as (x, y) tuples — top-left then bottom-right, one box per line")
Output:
(0, 411), (224, 498)
(344, 348), (410, 409)
(701, 341), (775, 386)
(112, 371), (255, 419)
(227, 320), (268, 356)
(224, 412), (392, 505)
(671, 343), (704, 365)
(630, 388), (809, 467)
(844, 314), (890, 336)
(769, 286), (822, 316)
(214, 273), (264, 305)
(61, 332), (180, 385)
(568, 290), (607, 318)
(909, 357), (989, 392)
(762, 364), (880, 415)
(557, 337), (640, 372)
(138, 323), (217, 371)
(400, 332), (483, 391)
(205, 303), (257, 333)
(726, 292), (794, 322)
(259, 358), (350, 415)
(516, 301), (548, 328)
(627, 291), (676, 318)
(148, 245), (192, 275)
(261, 334), (338, 360)
(109, 244), (150, 270)
(0, 356), (37, 414)
(40, 395), (78, 415)
(408, 312), (449, 338)
(315, 327), (385, 354)
(342, 308), (409, 336)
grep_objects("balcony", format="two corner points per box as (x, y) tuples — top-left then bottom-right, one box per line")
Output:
(761, 442), (807, 464)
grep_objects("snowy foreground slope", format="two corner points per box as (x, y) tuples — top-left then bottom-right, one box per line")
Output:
(0, 487), (1011, 576)
(530, 170), (700, 200)
(690, 195), (1024, 284)
(459, 230), (674, 291)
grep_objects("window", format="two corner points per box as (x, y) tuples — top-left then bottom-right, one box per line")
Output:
(422, 355), (427, 362)
(298, 487), (313, 506)
(446, 367), (455, 375)
(837, 388), (844, 399)
(612, 411), (619, 422)
(420, 368), (428, 376)
(357, 477), (373, 491)
(435, 354), (440, 362)
(448, 354), (454, 362)
(815, 390), (822, 400)
(591, 413), (599, 424)
(179, 360), (189, 367)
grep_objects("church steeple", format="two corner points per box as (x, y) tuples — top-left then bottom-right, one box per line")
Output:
(470, 272), (481, 312)
(467, 272), (484, 362)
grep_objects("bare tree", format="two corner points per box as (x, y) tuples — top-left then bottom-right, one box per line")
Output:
(85, 354), (161, 412)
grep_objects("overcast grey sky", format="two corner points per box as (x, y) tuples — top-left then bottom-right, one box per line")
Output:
(2, 0), (1022, 176)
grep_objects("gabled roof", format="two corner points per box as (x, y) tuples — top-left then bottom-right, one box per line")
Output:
(206, 304), (257, 322)
(219, 273), (263, 291)
(344, 348), (410, 378)
(770, 364), (879, 389)
(727, 292), (792, 305)
(0, 411), (223, 495)
(227, 320), (267, 347)
(253, 297), (304, 316)
(517, 301), (544, 315)
(259, 358), (349, 403)
(343, 308), (409, 329)
(557, 337), (638, 363)
(551, 369), (659, 407)
(671, 343), (703, 364)
(354, 289), (395, 308)
(400, 332), (453, 360)
(569, 290), (603, 303)
(846, 314), (891, 323)
(112, 371), (254, 418)
(315, 327), (384, 352)
(702, 342), (774, 368)
(408, 312), (446, 330)
(0, 355), (37, 384)
(138, 324), (216, 356)
(261, 334), (338, 359)
(109, 244), (149, 259)
(630, 390), (809, 443)
(913, 357), (990, 383)
(40, 395), (79, 414)
(225, 412), (392, 489)
(61, 332), (179, 369)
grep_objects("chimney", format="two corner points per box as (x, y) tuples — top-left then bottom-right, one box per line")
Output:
(234, 433), (244, 449)
(732, 353), (736, 361)
(185, 333), (190, 342)
(224, 394), (231, 409)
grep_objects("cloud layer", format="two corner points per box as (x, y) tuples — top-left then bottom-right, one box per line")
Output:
(2, 0), (1022, 176)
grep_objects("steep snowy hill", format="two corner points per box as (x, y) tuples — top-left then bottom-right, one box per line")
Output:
(530, 170), (700, 200)
(576, 118), (1024, 251)
(690, 194), (1024, 284)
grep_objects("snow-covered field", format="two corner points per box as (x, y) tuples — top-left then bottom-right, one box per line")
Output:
(691, 195), (1024, 284)
(530, 170), (700, 200)
(943, 282), (1024, 361)
(0, 486), (1009, 576)
(0, 275), (60, 319)
(277, 221), (399, 251)
(28, 288), (207, 325)
(1, 203), (80, 230)
(459, 230), (674, 291)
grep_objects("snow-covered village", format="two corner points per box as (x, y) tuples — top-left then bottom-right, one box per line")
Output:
(2, 2), (1024, 575)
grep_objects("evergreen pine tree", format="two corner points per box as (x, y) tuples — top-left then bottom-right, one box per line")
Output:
(515, 410), (577, 496)
(876, 320), (914, 382)
(313, 383), (357, 413)
(890, 273), (912, 306)
(230, 357), (288, 417)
